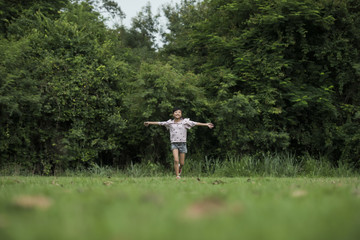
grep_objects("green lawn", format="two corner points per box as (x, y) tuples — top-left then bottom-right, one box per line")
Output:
(0, 176), (359, 240)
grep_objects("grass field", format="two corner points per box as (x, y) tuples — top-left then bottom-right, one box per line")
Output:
(0, 176), (359, 240)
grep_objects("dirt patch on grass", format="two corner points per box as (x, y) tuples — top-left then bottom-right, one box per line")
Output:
(13, 195), (52, 210)
(183, 197), (242, 220)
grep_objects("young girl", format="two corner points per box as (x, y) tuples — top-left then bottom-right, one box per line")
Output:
(144, 108), (214, 179)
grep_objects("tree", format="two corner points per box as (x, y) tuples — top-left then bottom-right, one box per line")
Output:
(0, 0), (69, 36)
(163, 0), (360, 164)
(0, 1), (132, 172)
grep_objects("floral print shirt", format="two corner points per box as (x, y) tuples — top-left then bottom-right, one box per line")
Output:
(159, 118), (196, 143)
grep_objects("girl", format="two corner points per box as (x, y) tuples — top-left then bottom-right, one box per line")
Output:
(144, 108), (214, 179)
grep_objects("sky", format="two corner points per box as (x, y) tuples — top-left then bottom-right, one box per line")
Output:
(105, 0), (182, 28)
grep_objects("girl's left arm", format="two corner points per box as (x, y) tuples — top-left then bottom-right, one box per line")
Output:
(195, 122), (214, 129)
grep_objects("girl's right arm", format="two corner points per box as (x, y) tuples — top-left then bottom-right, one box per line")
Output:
(144, 121), (160, 127)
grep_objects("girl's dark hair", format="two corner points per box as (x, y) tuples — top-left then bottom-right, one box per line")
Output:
(173, 107), (182, 113)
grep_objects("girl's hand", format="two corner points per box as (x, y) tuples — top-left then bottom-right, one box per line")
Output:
(207, 123), (214, 129)
(144, 122), (149, 127)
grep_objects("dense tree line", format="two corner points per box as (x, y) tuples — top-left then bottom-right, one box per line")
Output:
(0, 0), (359, 173)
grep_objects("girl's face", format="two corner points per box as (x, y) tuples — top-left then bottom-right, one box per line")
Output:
(173, 110), (182, 119)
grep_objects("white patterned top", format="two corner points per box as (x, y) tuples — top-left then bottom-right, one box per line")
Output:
(159, 118), (196, 143)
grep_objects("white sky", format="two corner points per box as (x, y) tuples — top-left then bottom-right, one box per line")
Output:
(105, 0), (182, 28)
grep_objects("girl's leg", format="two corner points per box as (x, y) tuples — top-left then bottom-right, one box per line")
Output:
(179, 153), (185, 169)
(172, 149), (180, 177)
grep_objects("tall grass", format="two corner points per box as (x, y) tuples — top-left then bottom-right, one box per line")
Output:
(182, 153), (357, 177)
(0, 153), (357, 177)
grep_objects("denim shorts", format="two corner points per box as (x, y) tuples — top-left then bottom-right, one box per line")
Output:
(171, 142), (187, 153)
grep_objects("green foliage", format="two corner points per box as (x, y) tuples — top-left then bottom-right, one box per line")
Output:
(1, 0), (360, 173)
(0, 1), (132, 172)
(123, 61), (209, 163)
(0, 0), (70, 36)
(162, 0), (360, 166)
(129, 2), (160, 49)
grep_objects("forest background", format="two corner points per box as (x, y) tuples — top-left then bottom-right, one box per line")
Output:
(0, 0), (359, 175)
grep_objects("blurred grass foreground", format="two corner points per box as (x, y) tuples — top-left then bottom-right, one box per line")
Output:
(0, 176), (360, 240)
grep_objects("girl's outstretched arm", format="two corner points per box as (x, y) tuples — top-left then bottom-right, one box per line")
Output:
(195, 122), (214, 129)
(144, 121), (160, 127)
